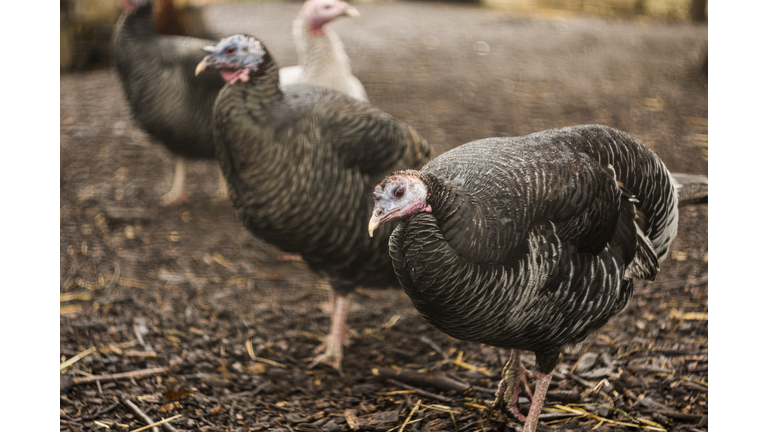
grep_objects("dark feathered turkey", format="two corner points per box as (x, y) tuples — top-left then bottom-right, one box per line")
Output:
(369, 125), (680, 432)
(112, 0), (225, 205)
(195, 34), (431, 371)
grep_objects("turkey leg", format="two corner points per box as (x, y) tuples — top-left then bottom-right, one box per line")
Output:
(522, 370), (553, 432)
(214, 168), (229, 201)
(309, 290), (355, 372)
(160, 157), (189, 206)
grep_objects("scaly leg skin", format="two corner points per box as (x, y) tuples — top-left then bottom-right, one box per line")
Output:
(160, 157), (190, 206)
(308, 290), (355, 373)
(521, 370), (553, 432)
(492, 349), (535, 423)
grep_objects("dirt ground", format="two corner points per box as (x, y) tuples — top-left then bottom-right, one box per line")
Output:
(60, 2), (708, 431)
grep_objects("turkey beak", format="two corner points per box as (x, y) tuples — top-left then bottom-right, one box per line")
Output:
(195, 57), (210, 76)
(344, 5), (360, 17)
(368, 208), (384, 237)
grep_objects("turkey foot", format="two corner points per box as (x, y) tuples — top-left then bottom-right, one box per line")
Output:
(492, 349), (534, 423)
(212, 168), (229, 202)
(160, 157), (190, 206)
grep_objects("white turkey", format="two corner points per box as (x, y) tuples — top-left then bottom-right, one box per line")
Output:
(194, 34), (431, 371)
(279, 0), (368, 102)
(368, 125), (681, 432)
(112, 0), (227, 205)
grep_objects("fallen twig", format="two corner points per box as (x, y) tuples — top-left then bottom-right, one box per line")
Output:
(67, 400), (122, 422)
(457, 420), (481, 432)
(373, 367), (470, 393)
(546, 389), (581, 403)
(122, 397), (181, 432)
(567, 373), (597, 390)
(386, 378), (455, 403)
(224, 381), (274, 400)
(106, 207), (154, 221)
(122, 397), (161, 432)
(420, 335), (449, 361)
(72, 367), (167, 385)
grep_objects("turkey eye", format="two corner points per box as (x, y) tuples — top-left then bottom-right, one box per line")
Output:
(394, 188), (405, 199)
(225, 46), (236, 55)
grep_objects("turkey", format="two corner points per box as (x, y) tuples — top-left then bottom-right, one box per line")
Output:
(368, 125), (681, 432)
(279, 0), (368, 102)
(194, 34), (431, 371)
(112, 0), (226, 205)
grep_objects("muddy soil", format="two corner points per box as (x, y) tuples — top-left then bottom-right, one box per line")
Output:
(60, 2), (708, 431)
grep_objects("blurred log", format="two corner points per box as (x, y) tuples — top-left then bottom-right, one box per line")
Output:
(106, 206), (154, 221)
(60, 0), (121, 72)
(690, 0), (707, 22)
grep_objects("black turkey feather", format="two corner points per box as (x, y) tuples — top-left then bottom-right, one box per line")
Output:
(112, 0), (226, 205)
(195, 34), (431, 371)
(369, 125), (679, 432)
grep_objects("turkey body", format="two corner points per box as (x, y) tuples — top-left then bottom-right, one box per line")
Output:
(112, 0), (225, 204)
(201, 34), (431, 370)
(375, 125), (678, 431)
(219, 84), (421, 288)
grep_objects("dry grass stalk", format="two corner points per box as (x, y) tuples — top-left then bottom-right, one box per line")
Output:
(393, 399), (421, 432)
(463, 402), (489, 411)
(450, 359), (493, 376)
(554, 405), (666, 431)
(60, 346), (97, 371)
(72, 367), (167, 385)
(380, 314), (401, 329)
(415, 402), (461, 415)
(60, 304), (83, 315)
(128, 414), (182, 432)
(252, 356), (287, 369)
(118, 278), (148, 289)
(376, 390), (417, 396)
(213, 252), (235, 271)
(61, 292), (93, 302)
(125, 351), (159, 359)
